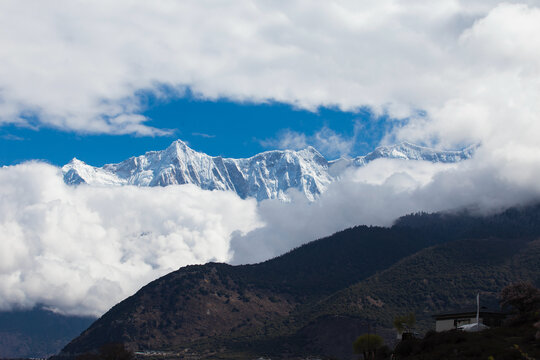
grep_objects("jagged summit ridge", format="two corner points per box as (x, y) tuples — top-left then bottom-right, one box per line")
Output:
(63, 140), (332, 201)
(348, 142), (476, 167)
(62, 140), (474, 201)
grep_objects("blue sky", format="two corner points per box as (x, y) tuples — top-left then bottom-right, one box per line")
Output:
(0, 93), (391, 166)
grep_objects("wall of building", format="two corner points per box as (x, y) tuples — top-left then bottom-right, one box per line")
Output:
(435, 317), (482, 332)
(435, 319), (455, 332)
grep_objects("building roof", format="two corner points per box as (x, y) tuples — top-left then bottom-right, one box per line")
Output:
(432, 307), (507, 319)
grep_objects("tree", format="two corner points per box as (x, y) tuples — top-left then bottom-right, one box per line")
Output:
(500, 282), (540, 314)
(393, 313), (416, 336)
(353, 333), (384, 360)
(76, 353), (100, 360)
(75, 343), (133, 360)
(99, 343), (134, 360)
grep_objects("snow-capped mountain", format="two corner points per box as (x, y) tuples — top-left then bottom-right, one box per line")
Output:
(63, 140), (332, 201)
(62, 140), (475, 201)
(336, 142), (475, 167)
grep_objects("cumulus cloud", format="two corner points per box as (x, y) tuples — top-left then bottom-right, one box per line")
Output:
(0, 0), (538, 143)
(387, 3), (540, 149)
(0, 162), (261, 316)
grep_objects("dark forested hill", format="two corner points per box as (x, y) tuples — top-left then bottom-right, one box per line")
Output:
(222, 237), (540, 360)
(298, 237), (540, 332)
(57, 204), (540, 359)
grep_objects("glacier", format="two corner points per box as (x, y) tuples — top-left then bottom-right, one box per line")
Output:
(62, 140), (475, 201)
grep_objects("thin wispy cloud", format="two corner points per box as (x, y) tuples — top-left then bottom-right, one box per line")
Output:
(0, 134), (24, 141)
(260, 130), (308, 151)
(192, 132), (216, 139)
(261, 122), (362, 158)
(312, 126), (357, 158)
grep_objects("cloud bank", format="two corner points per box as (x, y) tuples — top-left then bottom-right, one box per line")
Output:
(232, 149), (540, 264)
(0, 162), (261, 316)
(3, 145), (540, 316)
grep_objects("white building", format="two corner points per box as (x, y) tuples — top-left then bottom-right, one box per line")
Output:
(432, 308), (506, 332)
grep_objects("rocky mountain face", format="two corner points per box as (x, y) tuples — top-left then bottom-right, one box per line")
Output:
(57, 205), (540, 360)
(62, 140), (475, 201)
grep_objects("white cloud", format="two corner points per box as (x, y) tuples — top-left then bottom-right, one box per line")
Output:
(387, 3), (540, 151)
(0, 0), (538, 144)
(192, 132), (216, 139)
(3, 148), (540, 316)
(260, 129), (308, 151)
(231, 150), (540, 264)
(312, 127), (356, 158)
(0, 162), (261, 316)
(261, 124), (360, 158)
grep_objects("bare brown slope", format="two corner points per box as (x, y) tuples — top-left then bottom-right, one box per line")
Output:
(59, 263), (296, 353)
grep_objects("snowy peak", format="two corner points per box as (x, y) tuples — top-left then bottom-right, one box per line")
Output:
(163, 139), (197, 160)
(62, 140), (333, 201)
(62, 140), (474, 201)
(63, 158), (126, 186)
(361, 142), (475, 163)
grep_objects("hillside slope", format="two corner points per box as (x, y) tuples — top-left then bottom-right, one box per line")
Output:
(224, 237), (540, 359)
(59, 225), (440, 355)
(300, 237), (540, 332)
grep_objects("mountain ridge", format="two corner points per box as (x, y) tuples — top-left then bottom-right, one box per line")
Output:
(62, 140), (475, 201)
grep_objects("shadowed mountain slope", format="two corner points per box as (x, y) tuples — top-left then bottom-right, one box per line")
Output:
(297, 237), (540, 332)
(59, 226), (439, 355)
(225, 237), (540, 359)
(0, 308), (94, 358)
